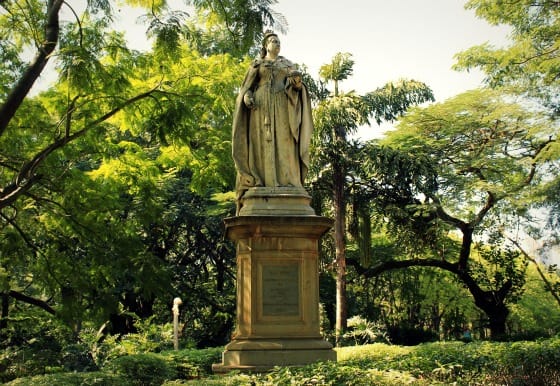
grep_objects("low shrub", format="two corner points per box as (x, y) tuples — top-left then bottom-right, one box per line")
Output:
(107, 353), (176, 385)
(0, 342), (63, 382)
(61, 343), (98, 372)
(78, 321), (176, 369)
(482, 338), (560, 385)
(262, 361), (426, 386)
(5, 371), (125, 385)
(5, 336), (560, 385)
(161, 346), (223, 376)
(336, 337), (560, 385)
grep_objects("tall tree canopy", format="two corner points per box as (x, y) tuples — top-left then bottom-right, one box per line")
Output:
(0, 0), (284, 336)
(455, 0), (560, 117)
(310, 52), (434, 344)
(356, 88), (555, 338)
(454, 0), (560, 284)
(342, 0), (560, 340)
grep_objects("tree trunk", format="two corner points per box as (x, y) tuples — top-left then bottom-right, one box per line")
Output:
(0, 293), (9, 331)
(0, 0), (64, 135)
(333, 156), (347, 346)
(472, 291), (510, 340)
(458, 227), (510, 340)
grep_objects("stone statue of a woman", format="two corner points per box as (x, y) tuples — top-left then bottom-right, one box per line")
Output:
(232, 31), (314, 214)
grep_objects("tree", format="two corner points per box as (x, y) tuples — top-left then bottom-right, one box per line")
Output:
(0, 0), (283, 334)
(454, 0), (560, 117)
(311, 52), (434, 344)
(505, 233), (560, 308)
(454, 0), (560, 308)
(352, 88), (556, 339)
(507, 263), (560, 338)
(454, 0), (560, 222)
(186, 0), (287, 57)
(0, 0), (285, 211)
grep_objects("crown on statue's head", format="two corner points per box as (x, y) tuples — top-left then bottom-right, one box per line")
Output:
(263, 30), (278, 43)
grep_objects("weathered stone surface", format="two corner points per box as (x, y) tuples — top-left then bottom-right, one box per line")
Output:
(232, 32), (314, 215)
(216, 31), (335, 373)
(238, 187), (315, 216)
(212, 215), (336, 373)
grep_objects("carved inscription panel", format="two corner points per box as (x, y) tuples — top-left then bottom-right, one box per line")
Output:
(261, 264), (300, 317)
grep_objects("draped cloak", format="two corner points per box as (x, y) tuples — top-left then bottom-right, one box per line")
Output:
(232, 56), (314, 208)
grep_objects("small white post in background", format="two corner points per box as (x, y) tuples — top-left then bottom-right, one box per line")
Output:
(172, 297), (182, 351)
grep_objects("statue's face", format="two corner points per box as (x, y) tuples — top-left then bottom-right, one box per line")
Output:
(266, 36), (281, 55)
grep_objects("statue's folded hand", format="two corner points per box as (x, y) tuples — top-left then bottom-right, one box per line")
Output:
(288, 72), (303, 90)
(243, 92), (256, 109)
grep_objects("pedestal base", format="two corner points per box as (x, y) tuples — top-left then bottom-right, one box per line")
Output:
(238, 187), (315, 216)
(212, 215), (336, 373)
(212, 338), (336, 373)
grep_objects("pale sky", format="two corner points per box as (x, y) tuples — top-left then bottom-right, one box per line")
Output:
(274, 0), (510, 101)
(116, 0), (510, 101)
(91, 1), (511, 108)
(270, 0), (511, 138)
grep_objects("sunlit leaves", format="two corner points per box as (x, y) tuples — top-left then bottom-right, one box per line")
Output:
(144, 10), (190, 56)
(123, 0), (167, 13)
(86, 0), (114, 16)
(313, 92), (369, 140)
(319, 52), (354, 83)
(188, 0), (287, 57)
(471, 243), (527, 302)
(57, 24), (135, 93)
(385, 88), (547, 214)
(455, 0), (560, 114)
(0, 0), (45, 48)
(0, 0), (283, 336)
(364, 79), (435, 124)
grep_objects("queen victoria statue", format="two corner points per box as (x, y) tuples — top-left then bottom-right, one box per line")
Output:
(232, 31), (314, 215)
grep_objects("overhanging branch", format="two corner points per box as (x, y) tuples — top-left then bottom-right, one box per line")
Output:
(0, 0), (65, 136)
(0, 86), (162, 210)
(8, 290), (56, 315)
(348, 257), (459, 278)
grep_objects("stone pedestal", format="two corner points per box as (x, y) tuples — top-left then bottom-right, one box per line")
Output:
(212, 196), (336, 372)
(238, 187), (315, 216)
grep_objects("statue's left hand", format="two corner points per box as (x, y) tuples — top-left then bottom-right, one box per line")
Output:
(288, 72), (303, 90)
(243, 91), (256, 109)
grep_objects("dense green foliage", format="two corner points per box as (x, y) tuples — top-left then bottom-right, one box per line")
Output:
(455, 0), (560, 116)
(0, 0), (280, 344)
(334, 0), (560, 341)
(455, 0), (560, 249)
(309, 51), (434, 342)
(108, 353), (177, 385)
(6, 338), (560, 385)
(358, 88), (552, 338)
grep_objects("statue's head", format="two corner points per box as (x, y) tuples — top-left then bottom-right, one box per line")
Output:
(260, 30), (279, 58)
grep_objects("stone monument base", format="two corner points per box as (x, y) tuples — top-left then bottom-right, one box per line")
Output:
(212, 338), (336, 373)
(238, 186), (315, 216)
(212, 215), (336, 373)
